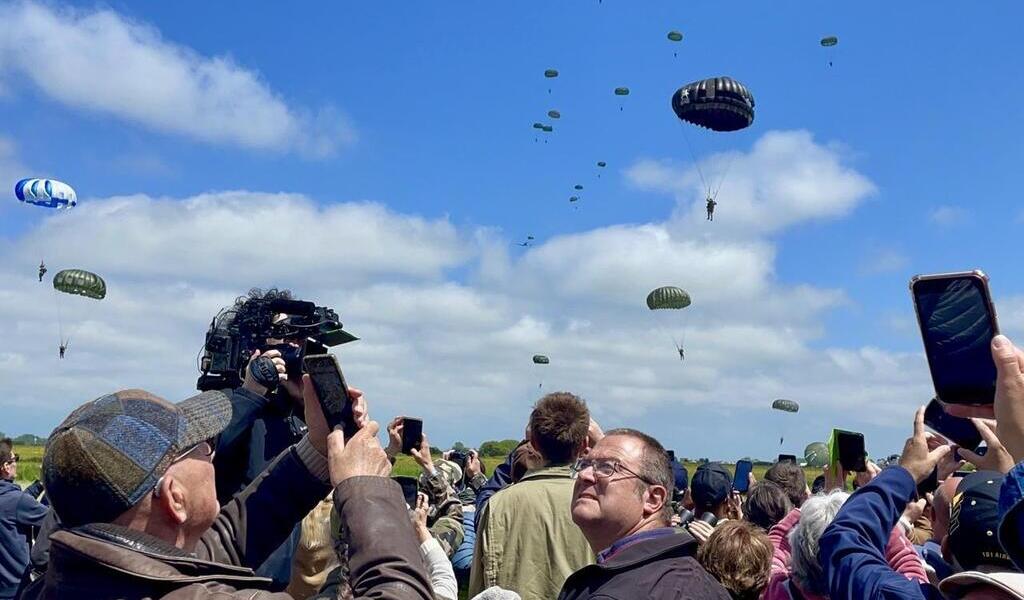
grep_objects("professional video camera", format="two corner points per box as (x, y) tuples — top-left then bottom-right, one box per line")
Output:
(197, 295), (357, 391)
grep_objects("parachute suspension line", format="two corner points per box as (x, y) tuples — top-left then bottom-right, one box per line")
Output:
(679, 124), (711, 198)
(710, 150), (739, 202)
(53, 287), (66, 347)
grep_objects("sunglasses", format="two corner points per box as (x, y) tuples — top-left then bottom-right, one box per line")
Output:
(3, 453), (19, 465)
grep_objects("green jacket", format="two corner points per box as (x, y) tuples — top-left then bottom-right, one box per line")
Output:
(468, 465), (595, 600)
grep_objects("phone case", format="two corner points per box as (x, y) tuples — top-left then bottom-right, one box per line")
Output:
(909, 270), (999, 407)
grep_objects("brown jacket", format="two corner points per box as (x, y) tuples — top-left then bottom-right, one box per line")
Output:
(22, 444), (432, 600)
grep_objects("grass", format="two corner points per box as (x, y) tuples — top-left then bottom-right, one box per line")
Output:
(15, 445), (820, 489)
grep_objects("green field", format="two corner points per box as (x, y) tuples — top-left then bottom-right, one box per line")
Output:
(15, 444), (819, 490)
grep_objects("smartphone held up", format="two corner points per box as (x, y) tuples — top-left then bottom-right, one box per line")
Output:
(303, 353), (360, 439)
(910, 271), (999, 407)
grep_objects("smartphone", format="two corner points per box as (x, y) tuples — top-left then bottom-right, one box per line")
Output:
(917, 467), (939, 498)
(777, 454), (797, 465)
(302, 354), (358, 438)
(923, 397), (983, 451)
(733, 460), (753, 493)
(401, 417), (424, 455)
(835, 430), (867, 472)
(393, 476), (419, 507)
(911, 271), (999, 406)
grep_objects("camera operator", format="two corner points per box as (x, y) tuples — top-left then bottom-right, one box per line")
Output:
(198, 288), (359, 589)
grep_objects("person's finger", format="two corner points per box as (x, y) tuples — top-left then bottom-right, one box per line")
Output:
(958, 447), (985, 466)
(913, 406), (926, 439)
(416, 492), (428, 511)
(327, 429), (345, 457)
(927, 444), (952, 465)
(925, 492), (934, 505)
(993, 335), (1023, 379)
(348, 387), (364, 401)
(251, 349), (261, 360)
(972, 418), (1001, 447)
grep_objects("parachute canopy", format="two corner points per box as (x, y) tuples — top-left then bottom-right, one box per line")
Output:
(15, 178), (77, 209)
(569, 196), (579, 202)
(613, 87), (630, 96)
(667, 31), (683, 42)
(573, 184), (584, 191)
(541, 125), (554, 133)
(804, 442), (829, 468)
(596, 161), (607, 168)
(671, 76), (755, 132)
(544, 69), (559, 78)
(820, 36), (838, 47)
(532, 122), (544, 130)
(532, 354), (550, 365)
(53, 269), (106, 300)
(771, 399), (800, 413)
(547, 110), (561, 119)
(646, 286), (691, 310)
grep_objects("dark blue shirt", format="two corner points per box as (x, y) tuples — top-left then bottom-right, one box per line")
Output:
(597, 527), (679, 564)
(0, 480), (47, 598)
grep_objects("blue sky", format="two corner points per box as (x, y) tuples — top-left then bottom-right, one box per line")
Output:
(1, 1), (1023, 460)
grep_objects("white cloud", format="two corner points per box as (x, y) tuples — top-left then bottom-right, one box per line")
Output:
(0, 130), (927, 459)
(0, 2), (354, 156)
(859, 247), (910, 276)
(928, 205), (968, 227)
(627, 131), (876, 238)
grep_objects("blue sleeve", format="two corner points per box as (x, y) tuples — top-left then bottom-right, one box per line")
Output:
(451, 509), (477, 570)
(474, 450), (515, 530)
(15, 493), (48, 527)
(819, 467), (941, 600)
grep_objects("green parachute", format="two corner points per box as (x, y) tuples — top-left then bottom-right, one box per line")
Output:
(544, 69), (559, 78)
(771, 399), (800, 413)
(532, 355), (550, 365)
(804, 442), (829, 468)
(597, 161), (606, 168)
(614, 87), (630, 96)
(547, 110), (561, 119)
(667, 31), (683, 42)
(53, 269), (106, 300)
(646, 286), (692, 357)
(533, 354), (550, 389)
(52, 269), (106, 349)
(820, 36), (838, 47)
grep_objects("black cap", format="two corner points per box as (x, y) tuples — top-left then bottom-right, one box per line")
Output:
(949, 471), (1014, 571)
(692, 462), (732, 510)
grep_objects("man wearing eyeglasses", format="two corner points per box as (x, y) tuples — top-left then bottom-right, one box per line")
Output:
(20, 383), (432, 600)
(558, 429), (730, 600)
(0, 439), (47, 599)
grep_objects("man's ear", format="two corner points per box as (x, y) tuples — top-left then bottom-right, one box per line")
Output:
(153, 475), (189, 525)
(644, 485), (669, 518)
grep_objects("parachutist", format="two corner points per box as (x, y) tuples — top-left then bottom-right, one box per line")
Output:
(706, 197), (717, 221)
(38, 261), (46, 282)
(59, 344), (66, 359)
(678, 348), (685, 361)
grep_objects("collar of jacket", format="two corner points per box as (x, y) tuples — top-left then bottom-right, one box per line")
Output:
(584, 528), (697, 571)
(519, 464), (575, 482)
(51, 523), (272, 584)
(0, 479), (20, 492)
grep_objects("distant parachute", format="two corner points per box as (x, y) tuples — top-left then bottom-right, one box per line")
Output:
(647, 286), (692, 357)
(569, 196), (579, 203)
(596, 161), (607, 168)
(533, 354), (550, 389)
(547, 110), (561, 119)
(804, 442), (829, 468)
(614, 87), (630, 96)
(667, 30), (683, 42)
(532, 355), (550, 365)
(646, 286), (691, 310)
(532, 122), (545, 130)
(541, 125), (554, 133)
(573, 184), (584, 191)
(53, 269), (106, 300)
(544, 69), (559, 78)
(52, 268), (106, 348)
(771, 399), (800, 413)
(820, 36), (838, 47)
(15, 178), (77, 210)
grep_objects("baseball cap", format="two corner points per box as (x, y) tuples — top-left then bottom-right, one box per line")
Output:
(423, 459), (464, 490)
(948, 471), (1013, 571)
(940, 570), (1024, 599)
(43, 388), (232, 527)
(692, 462), (732, 510)
(672, 461), (689, 494)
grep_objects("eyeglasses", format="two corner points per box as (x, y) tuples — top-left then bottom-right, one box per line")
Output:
(3, 454), (19, 465)
(152, 437), (218, 498)
(570, 457), (655, 485)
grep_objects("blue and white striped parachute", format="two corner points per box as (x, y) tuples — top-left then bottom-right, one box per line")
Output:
(15, 178), (77, 209)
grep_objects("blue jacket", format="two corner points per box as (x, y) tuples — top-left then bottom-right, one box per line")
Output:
(819, 466), (941, 600)
(0, 480), (47, 597)
(451, 507), (476, 573)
